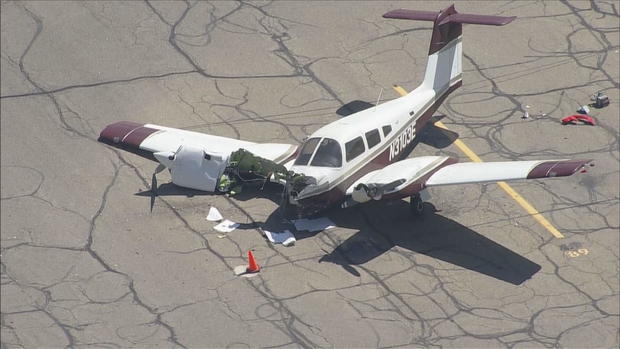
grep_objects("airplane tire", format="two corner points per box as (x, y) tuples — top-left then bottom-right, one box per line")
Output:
(410, 193), (424, 216)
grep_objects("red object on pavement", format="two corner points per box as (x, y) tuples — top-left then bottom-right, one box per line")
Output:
(246, 250), (260, 273)
(561, 114), (596, 126)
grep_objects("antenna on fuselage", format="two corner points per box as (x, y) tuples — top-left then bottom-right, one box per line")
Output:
(374, 87), (384, 111)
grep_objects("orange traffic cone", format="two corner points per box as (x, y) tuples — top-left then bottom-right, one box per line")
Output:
(246, 250), (260, 273)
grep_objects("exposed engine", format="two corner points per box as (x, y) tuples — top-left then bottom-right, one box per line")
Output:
(154, 145), (315, 201)
(220, 148), (316, 199)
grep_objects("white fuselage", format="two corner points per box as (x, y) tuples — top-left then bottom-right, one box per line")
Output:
(287, 37), (463, 212)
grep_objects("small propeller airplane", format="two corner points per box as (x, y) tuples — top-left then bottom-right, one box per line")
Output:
(99, 5), (591, 218)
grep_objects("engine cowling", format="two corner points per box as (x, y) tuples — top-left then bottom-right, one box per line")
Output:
(154, 144), (229, 192)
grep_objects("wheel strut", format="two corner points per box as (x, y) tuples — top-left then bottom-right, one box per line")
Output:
(410, 193), (424, 216)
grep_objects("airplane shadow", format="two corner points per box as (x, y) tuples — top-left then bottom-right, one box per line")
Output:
(135, 183), (211, 198)
(315, 200), (541, 285)
(132, 110), (537, 284)
(418, 123), (459, 149)
(135, 181), (282, 200)
(336, 100), (374, 117)
(136, 179), (540, 285)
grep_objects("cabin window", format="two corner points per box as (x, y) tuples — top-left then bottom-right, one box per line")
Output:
(345, 136), (365, 162)
(382, 125), (392, 137)
(294, 137), (320, 165)
(365, 129), (381, 149)
(310, 138), (342, 167)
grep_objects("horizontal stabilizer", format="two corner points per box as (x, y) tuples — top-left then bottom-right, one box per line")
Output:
(382, 9), (437, 21)
(383, 8), (515, 26)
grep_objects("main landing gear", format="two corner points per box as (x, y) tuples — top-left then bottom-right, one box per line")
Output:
(410, 193), (425, 216)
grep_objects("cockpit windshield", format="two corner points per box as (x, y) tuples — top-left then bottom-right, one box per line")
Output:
(310, 138), (342, 167)
(294, 137), (320, 166)
(294, 137), (343, 167)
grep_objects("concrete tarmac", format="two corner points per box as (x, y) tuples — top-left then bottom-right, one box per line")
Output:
(2, 1), (618, 348)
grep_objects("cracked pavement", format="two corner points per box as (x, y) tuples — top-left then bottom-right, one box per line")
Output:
(1, 1), (618, 348)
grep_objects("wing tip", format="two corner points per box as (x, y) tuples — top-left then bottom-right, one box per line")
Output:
(526, 159), (593, 179)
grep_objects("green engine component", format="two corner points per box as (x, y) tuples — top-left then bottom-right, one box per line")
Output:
(217, 148), (314, 196)
(229, 148), (288, 180)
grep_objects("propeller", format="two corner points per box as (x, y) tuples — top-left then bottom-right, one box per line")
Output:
(150, 164), (166, 212)
(279, 178), (291, 217)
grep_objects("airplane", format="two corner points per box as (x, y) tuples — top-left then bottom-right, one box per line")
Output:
(99, 5), (592, 218)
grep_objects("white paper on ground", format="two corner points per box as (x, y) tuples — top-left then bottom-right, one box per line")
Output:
(213, 219), (239, 233)
(282, 237), (296, 247)
(206, 206), (223, 221)
(264, 230), (296, 246)
(292, 217), (335, 232)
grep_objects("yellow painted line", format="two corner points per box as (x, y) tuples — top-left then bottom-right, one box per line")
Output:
(393, 85), (565, 239)
(393, 84), (409, 97)
(496, 182), (564, 238)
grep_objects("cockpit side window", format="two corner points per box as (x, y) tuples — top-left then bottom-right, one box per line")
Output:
(310, 138), (342, 167)
(382, 125), (392, 137)
(365, 129), (381, 149)
(294, 137), (320, 165)
(345, 136), (365, 162)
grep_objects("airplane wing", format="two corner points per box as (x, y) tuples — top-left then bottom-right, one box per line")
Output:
(98, 121), (297, 164)
(346, 156), (591, 204)
(99, 121), (298, 192)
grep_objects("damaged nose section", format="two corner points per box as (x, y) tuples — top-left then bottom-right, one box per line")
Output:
(294, 180), (328, 203)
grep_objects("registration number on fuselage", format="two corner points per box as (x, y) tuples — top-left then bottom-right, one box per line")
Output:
(388, 122), (416, 161)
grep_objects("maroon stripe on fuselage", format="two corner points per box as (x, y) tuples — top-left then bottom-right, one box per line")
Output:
(297, 82), (462, 215)
(526, 159), (591, 179)
(277, 146), (300, 165)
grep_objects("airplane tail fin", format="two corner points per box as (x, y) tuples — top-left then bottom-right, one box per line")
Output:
(383, 5), (515, 93)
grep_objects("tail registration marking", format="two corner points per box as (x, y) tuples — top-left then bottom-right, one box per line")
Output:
(393, 85), (565, 239)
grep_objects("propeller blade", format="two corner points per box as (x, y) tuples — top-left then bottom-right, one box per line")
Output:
(150, 172), (158, 212)
(279, 185), (288, 214)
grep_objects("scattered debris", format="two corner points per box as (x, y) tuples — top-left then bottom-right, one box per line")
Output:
(292, 217), (335, 232)
(561, 114), (596, 126)
(213, 219), (240, 233)
(521, 105), (530, 119)
(264, 230), (296, 247)
(206, 206), (223, 221)
(576, 105), (590, 115)
(590, 91), (609, 109)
